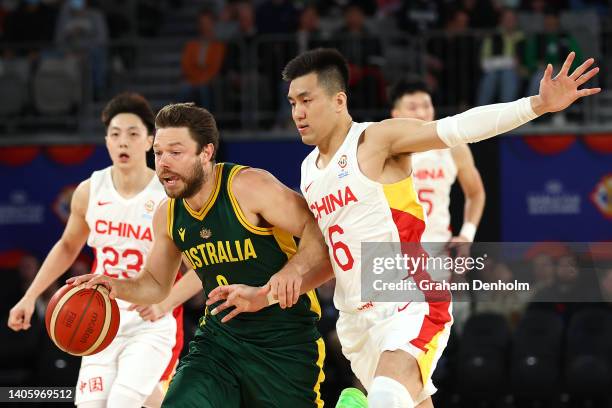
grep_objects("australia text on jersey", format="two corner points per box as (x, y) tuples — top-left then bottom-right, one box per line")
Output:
(182, 238), (257, 268)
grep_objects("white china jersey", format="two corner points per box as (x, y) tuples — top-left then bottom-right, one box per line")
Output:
(301, 122), (427, 312)
(411, 149), (457, 242)
(85, 167), (166, 309)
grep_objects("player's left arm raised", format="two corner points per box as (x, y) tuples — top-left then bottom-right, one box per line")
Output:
(368, 52), (600, 155)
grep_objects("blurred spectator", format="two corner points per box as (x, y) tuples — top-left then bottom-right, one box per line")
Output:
(3, 0), (58, 57)
(477, 8), (524, 105)
(55, 0), (109, 98)
(524, 8), (582, 97)
(334, 3), (385, 115)
(530, 252), (556, 291)
(475, 260), (526, 327)
(429, 8), (480, 112)
(179, 9), (226, 110)
(273, 5), (328, 129)
(460, 0), (498, 29)
(255, 0), (297, 35)
(530, 254), (602, 321)
(96, 0), (133, 39)
(396, 0), (444, 34)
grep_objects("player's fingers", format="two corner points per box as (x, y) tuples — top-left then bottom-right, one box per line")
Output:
(284, 281), (293, 309)
(542, 63), (553, 82)
(7, 311), (22, 331)
(576, 67), (599, 86)
(22, 311), (32, 330)
(206, 287), (232, 305)
(127, 304), (138, 311)
(210, 300), (234, 316)
(577, 87), (601, 98)
(270, 279), (280, 302)
(558, 51), (575, 77)
(221, 308), (242, 323)
(570, 57), (595, 80)
(277, 279), (287, 308)
(293, 279), (301, 305)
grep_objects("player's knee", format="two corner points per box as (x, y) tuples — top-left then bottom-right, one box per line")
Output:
(106, 383), (148, 408)
(368, 376), (414, 408)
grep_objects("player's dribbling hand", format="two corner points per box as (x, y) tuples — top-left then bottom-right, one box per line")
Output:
(128, 303), (166, 322)
(7, 296), (36, 331)
(206, 284), (269, 323)
(265, 267), (303, 309)
(534, 52), (601, 114)
(66, 274), (119, 300)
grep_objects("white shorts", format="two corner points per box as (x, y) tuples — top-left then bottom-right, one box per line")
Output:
(75, 308), (177, 405)
(336, 301), (453, 404)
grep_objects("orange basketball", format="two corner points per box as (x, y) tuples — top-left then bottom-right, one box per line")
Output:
(45, 284), (120, 356)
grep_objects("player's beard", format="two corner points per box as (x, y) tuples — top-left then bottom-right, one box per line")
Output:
(163, 160), (206, 199)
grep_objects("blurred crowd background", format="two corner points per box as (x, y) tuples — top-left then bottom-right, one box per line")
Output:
(1, 0), (612, 407)
(0, 0), (610, 138)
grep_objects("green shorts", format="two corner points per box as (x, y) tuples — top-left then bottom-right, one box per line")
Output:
(162, 324), (325, 408)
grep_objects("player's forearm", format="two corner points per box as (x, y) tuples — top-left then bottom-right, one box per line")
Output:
(461, 190), (485, 241)
(299, 262), (335, 294)
(286, 220), (330, 278)
(464, 189), (485, 228)
(115, 268), (172, 305)
(436, 97), (540, 147)
(156, 270), (202, 313)
(24, 239), (83, 301)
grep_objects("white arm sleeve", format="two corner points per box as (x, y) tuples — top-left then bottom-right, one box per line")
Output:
(436, 97), (539, 147)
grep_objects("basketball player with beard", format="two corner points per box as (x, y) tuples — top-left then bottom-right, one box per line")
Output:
(69, 103), (334, 408)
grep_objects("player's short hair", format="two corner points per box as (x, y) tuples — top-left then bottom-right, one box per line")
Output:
(389, 79), (430, 109)
(155, 103), (219, 159)
(282, 48), (349, 95)
(101, 92), (155, 135)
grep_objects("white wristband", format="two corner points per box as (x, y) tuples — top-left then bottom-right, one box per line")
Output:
(436, 97), (539, 147)
(459, 222), (477, 242)
(267, 292), (279, 306)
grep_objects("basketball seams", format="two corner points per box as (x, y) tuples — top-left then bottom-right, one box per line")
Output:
(81, 286), (113, 356)
(48, 285), (87, 353)
(66, 286), (100, 355)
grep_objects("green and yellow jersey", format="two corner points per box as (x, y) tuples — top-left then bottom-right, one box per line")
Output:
(168, 163), (321, 346)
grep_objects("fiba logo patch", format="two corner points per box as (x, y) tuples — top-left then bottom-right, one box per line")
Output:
(591, 174), (612, 219)
(144, 200), (155, 213)
(337, 155), (349, 179)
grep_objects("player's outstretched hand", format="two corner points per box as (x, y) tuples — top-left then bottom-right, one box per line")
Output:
(7, 296), (36, 331)
(66, 274), (119, 299)
(536, 52), (601, 114)
(128, 303), (166, 322)
(265, 267), (303, 309)
(206, 284), (269, 323)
